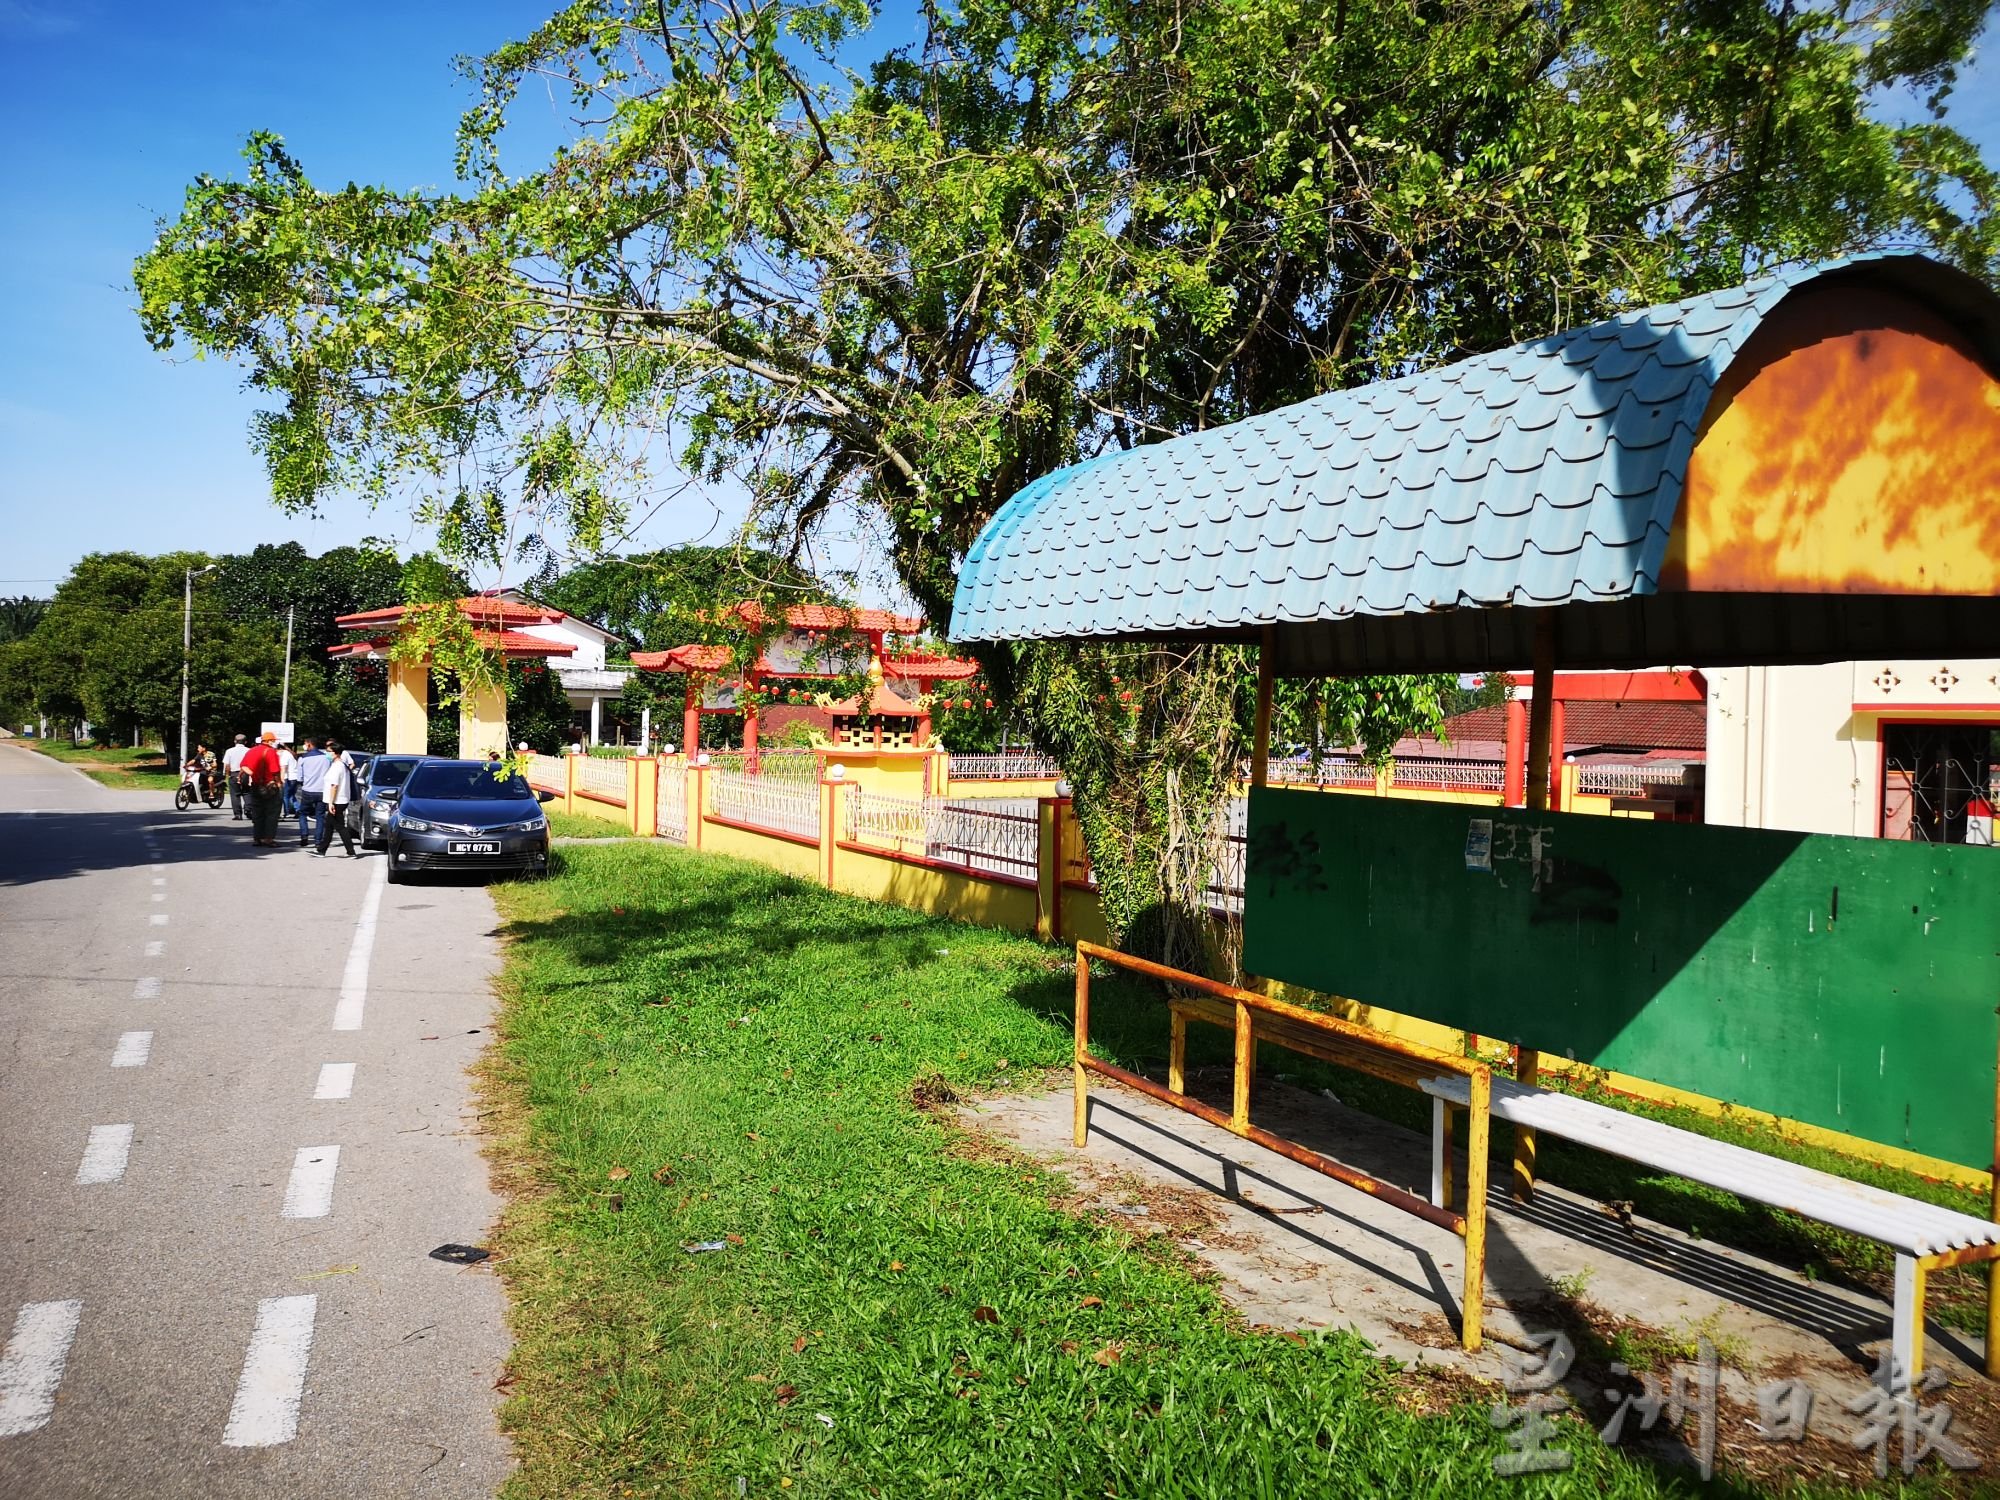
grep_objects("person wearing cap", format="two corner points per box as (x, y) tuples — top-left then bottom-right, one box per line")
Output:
(221, 733), (250, 819)
(239, 731), (287, 846)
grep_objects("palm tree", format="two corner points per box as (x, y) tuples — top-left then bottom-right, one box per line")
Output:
(0, 596), (49, 644)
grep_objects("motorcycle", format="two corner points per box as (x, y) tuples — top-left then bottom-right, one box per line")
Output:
(174, 764), (225, 811)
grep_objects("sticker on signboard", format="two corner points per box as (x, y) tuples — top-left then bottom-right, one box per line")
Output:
(1464, 818), (1493, 873)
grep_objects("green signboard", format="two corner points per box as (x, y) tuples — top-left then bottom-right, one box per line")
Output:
(1242, 789), (2000, 1169)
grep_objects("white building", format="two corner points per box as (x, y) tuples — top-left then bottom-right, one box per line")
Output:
(1705, 659), (1999, 843)
(478, 589), (630, 746)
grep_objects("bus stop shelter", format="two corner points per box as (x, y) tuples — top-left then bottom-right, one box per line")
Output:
(948, 253), (2000, 1373)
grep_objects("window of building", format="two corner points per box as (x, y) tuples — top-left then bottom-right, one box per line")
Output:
(1881, 723), (1999, 844)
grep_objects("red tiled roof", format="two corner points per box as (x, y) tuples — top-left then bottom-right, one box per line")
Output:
(883, 653), (980, 682)
(327, 631), (575, 661)
(727, 601), (926, 634)
(335, 598), (564, 631)
(630, 644), (734, 673)
(1441, 700), (1706, 754)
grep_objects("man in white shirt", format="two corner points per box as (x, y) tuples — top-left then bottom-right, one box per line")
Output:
(315, 738), (358, 858)
(221, 734), (250, 820)
(278, 742), (299, 816)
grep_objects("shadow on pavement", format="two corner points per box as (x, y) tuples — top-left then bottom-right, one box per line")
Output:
(0, 807), (383, 887)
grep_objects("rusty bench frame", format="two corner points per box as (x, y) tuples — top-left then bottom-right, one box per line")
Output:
(1071, 940), (1495, 1350)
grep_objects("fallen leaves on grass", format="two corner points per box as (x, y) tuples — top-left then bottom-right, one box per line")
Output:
(607, 1166), (630, 1181)
(972, 1306), (1000, 1325)
(1091, 1343), (1123, 1367)
(1080, 1296), (1103, 1309)
(774, 1384), (797, 1406)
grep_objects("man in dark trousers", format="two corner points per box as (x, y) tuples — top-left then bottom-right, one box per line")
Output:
(221, 733), (249, 819)
(239, 731), (287, 847)
(315, 738), (359, 857)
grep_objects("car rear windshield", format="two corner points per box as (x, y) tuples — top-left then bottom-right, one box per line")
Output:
(368, 758), (421, 790)
(403, 764), (538, 801)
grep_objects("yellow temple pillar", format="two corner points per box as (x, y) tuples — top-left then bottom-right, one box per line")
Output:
(385, 659), (430, 755)
(458, 678), (509, 760)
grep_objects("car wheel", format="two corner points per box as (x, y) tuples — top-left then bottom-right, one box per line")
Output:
(385, 844), (407, 885)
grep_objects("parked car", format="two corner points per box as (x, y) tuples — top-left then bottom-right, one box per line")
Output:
(385, 759), (554, 884)
(357, 754), (425, 847)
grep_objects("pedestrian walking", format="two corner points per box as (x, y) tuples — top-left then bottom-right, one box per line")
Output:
(240, 731), (287, 846)
(221, 733), (249, 819)
(295, 738), (329, 847)
(316, 738), (358, 858)
(279, 741), (299, 816)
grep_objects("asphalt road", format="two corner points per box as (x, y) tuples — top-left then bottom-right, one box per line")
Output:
(0, 745), (513, 1498)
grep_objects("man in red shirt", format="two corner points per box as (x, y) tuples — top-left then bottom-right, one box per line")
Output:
(240, 731), (287, 847)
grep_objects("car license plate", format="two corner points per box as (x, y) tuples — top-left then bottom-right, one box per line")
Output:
(448, 840), (500, 855)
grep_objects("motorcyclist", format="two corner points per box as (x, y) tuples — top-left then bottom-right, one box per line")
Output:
(182, 743), (220, 801)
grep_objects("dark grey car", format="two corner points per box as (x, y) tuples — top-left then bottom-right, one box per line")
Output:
(386, 759), (553, 884)
(357, 754), (425, 847)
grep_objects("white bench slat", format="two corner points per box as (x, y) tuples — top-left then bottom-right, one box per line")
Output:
(1421, 1074), (1998, 1258)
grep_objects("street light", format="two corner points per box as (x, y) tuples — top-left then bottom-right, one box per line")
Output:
(179, 564), (219, 774)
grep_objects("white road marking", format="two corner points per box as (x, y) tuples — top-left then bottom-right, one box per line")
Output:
(149, 893), (164, 903)
(111, 1031), (153, 1068)
(132, 977), (161, 1000)
(149, 914), (168, 926)
(280, 1146), (340, 1219)
(313, 1063), (356, 1101)
(143, 940), (164, 958)
(331, 860), (388, 1032)
(151, 877), (165, 887)
(76, 1125), (134, 1185)
(221, 1295), (316, 1448)
(0, 1300), (84, 1438)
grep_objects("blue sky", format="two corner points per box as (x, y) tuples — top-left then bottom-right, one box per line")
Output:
(0, 2), (1994, 604)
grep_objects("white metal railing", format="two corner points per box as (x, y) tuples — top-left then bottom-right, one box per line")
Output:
(574, 753), (628, 805)
(708, 749), (820, 784)
(1268, 756), (1380, 788)
(845, 788), (1040, 882)
(1208, 797), (1247, 916)
(656, 760), (688, 843)
(1390, 757), (1506, 793)
(709, 768), (820, 839)
(525, 753), (567, 793)
(1576, 762), (1699, 797)
(948, 752), (1061, 781)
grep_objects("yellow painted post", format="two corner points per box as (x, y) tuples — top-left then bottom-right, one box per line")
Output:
(1073, 952), (1091, 1147)
(820, 777), (841, 888)
(563, 750), (578, 816)
(1463, 1065), (1492, 1351)
(1035, 798), (1060, 942)
(1168, 1010), (1187, 1095)
(458, 678), (508, 760)
(385, 658), (429, 755)
(1231, 999), (1254, 1131)
(1513, 1047), (1540, 1202)
(630, 754), (657, 837)
(687, 759), (705, 851)
(1559, 761), (1580, 808)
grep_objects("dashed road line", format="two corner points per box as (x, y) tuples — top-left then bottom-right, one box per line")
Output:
(313, 1063), (356, 1101)
(111, 1031), (153, 1068)
(149, 893), (165, 903)
(150, 877), (165, 887)
(280, 1147), (340, 1219)
(149, 914), (168, 927)
(132, 977), (161, 1000)
(75, 1124), (134, 1186)
(331, 860), (388, 1032)
(0, 1300), (84, 1439)
(221, 1295), (316, 1448)
(143, 940), (164, 958)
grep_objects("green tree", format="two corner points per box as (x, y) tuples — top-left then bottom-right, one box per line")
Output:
(135, 0), (1996, 967)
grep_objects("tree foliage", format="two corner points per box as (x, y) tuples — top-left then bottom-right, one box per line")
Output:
(135, 0), (1996, 961)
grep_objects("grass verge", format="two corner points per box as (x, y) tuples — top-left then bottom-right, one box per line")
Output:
(548, 807), (636, 840)
(23, 740), (179, 790)
(484, 842), (1842, 1499)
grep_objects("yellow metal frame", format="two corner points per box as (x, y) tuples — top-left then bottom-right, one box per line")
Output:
(1071, 940), (1493, 1350)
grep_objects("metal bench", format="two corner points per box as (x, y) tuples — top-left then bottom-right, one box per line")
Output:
(1421, 1071), (2000, 1386)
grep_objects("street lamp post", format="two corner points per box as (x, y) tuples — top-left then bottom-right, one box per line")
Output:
(179, 564), (218, 773)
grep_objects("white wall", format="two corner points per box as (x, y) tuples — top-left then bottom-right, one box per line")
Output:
(1706, 658), (2000, 837)
(519, 618), (608, 671)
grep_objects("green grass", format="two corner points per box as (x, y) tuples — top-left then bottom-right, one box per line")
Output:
(484, 843), (1854, 1500)
(548, 808), (636, 840)
(24, 740), (180, 790)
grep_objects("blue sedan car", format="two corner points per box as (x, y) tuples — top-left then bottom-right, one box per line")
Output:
(386, 759), (553, 884)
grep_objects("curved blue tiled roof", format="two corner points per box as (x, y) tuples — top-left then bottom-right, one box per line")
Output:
(948, 254), (2000, 652)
